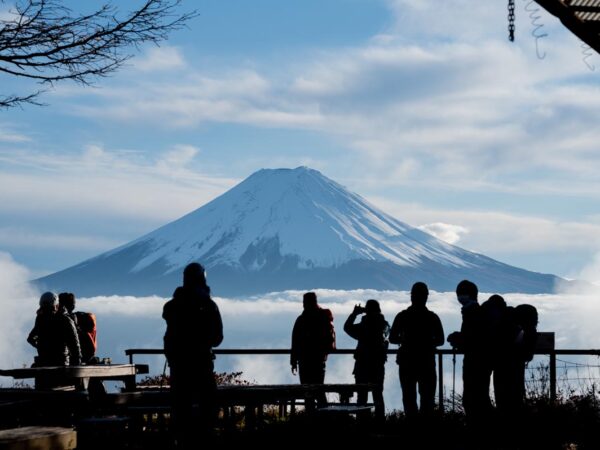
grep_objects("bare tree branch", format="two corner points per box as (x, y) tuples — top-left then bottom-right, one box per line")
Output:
(0, 0), (197, 108)
(0, 90), (45, 108)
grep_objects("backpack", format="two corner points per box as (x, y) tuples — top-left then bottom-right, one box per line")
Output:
(322, 308), (336, 352)
(514, 304), (538, 362)
(75, 311), (97, 362)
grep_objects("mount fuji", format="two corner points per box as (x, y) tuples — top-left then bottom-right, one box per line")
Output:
(36, 167), (562, 297)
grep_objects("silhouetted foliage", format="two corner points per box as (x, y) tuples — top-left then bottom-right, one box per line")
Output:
(0, 0), (197, 108)
(214, 371), (252, 386)
(137, 371), (252, 387)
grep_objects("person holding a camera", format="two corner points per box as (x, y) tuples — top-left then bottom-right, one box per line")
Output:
(344, 299), (390, 423)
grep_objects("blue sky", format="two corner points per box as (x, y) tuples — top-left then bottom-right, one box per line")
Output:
(1, 0), (600, 281)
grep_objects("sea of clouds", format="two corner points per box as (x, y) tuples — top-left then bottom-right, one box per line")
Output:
(1, 252), (599, 411)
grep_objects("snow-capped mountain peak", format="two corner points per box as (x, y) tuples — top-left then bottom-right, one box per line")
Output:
(37, 167), (561, 296)
(124, 166), (467, 273)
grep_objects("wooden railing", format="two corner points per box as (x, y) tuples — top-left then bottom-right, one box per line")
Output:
(125, 345), (600, 411)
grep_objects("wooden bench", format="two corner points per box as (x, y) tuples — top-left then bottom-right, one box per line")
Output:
(76, 416), (130, 449)
(125, 406), (170, 433)
(0, 426), (76, 450)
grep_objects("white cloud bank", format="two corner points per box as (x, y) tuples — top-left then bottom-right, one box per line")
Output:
(0, 253), (39, 373)
(574, 252), (600, 285)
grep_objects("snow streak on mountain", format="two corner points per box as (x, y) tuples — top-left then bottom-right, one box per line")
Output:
(37, 167), (561, 296)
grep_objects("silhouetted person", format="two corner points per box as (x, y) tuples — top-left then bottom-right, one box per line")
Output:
(27, 292), (82, 390)
(482, 297), (538, 445)
(389, 282), (444, 418)
(27, 291), (82, 367)
(480, 294), (518, 418)
(59, 292), (97, 364)
(509, 304), (538, 415)
(447, 280), (492, 429)
(291, 292), (335, 408)
(163, 263), (223, 448)
(344, 299), (389, 422)
(59, 292), (104, 394)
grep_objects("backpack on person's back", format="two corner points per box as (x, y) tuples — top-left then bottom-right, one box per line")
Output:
(296, 307), (336, 356)
(322, 307), (336, 352)
(75, 311), (97, 363)
(514, 304), (538, 362)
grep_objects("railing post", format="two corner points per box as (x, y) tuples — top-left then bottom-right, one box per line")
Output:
(550, 351), (557, 402)
(438, 352), (444, 413)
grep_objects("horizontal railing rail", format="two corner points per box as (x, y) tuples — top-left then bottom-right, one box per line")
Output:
(127, 348), (600, 357)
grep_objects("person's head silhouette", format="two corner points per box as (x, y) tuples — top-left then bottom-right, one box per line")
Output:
(456, 279), (478, 306)
(183, 262), (207, 288)
(39, 291), (58, 313)
(303, 291), (318, 310)
(515, 303), (538, 328)
(365, 299), (381, 315)
(485, 294), (506, 308)
(410, 282), (429, 307)
(58, 292), (76, 313)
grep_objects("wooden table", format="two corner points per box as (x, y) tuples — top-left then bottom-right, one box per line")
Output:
(218, 383), (372, 408)
(0, 364), (149, 392)
(125, 383), (375, 429)
(130, 382), (373, 407)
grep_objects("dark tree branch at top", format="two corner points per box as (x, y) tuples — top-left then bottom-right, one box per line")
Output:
(0, 0), (197, 108)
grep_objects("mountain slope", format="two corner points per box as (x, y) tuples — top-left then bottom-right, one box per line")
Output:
(36, 167), (561, 296)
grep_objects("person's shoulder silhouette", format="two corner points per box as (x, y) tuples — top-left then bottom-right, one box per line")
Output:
(292, 292), (335, 354)
(391, 282), (444, 350)
(163, 262), (223, 362)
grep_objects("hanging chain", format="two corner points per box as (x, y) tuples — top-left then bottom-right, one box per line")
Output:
(508, 0), (516, 41)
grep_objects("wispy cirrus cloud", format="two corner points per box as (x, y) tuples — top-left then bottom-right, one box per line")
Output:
(0, 122), (32, 143)
(0, 227), (120, 251)
(0, 145), (237, 222)
(375, 196), (600, 252)
(70, 69), (323, 129)
(133, 46), (186, 72)
(0, 131), (31, 143)
(53, 13), (600, 199)
(371, 196), (600, 278)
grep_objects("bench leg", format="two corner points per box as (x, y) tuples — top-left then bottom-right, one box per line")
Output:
(244, 403), (257, 430)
